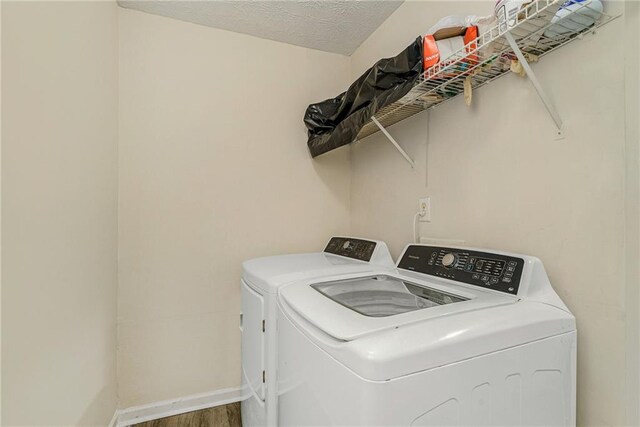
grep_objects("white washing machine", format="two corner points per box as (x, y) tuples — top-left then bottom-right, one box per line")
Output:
(277, 244), (577, 426)
(240, 237), (394, 426)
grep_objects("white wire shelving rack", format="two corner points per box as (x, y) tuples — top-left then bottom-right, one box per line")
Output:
(357, 0), (621, 167)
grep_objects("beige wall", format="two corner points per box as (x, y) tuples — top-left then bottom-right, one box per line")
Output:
(349, 1), (636, 426)
(624, 0), (640, 421)
(1, 1), (4, 422)
(1, 1), (637, 423)
(1, 1), (119, 425)
(117, 8), (351, 407)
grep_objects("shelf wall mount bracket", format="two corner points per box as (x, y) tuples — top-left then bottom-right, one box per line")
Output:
(371, 116), (415, 168)
(504, 31), (564, 138)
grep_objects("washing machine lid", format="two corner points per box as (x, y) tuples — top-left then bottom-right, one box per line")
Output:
(312, 275), (467, 317)
(279, 272), (514, 341)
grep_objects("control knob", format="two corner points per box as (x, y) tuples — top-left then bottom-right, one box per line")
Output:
(442, 253), (457, 268)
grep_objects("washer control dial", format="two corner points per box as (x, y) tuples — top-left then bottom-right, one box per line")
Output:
(442, 253), (457, 268)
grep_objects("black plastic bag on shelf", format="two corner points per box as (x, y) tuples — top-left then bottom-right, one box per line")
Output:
(304, 37), (423, 158)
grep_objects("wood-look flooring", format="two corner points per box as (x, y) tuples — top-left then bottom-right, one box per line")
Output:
(133, 402), (241, 427)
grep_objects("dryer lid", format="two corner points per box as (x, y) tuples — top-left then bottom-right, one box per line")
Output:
(242, 253), (373, 293)
(279, 273), (513, 341)
(241, 237), (394, 294)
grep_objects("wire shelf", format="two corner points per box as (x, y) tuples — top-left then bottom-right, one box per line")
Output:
(355, 0), (620, 141)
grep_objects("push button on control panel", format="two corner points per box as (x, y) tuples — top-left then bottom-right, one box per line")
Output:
(427, 251), (437, 266)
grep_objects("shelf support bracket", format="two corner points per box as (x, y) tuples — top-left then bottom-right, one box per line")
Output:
(371, 116), (415, 168)
(505, 32), (564, 136)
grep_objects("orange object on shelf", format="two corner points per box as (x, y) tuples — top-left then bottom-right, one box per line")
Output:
(463, 26), (479, 66)
(423, 35), (439, 70)
(423, 25), (480, 73)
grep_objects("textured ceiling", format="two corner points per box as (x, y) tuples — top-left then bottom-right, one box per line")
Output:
(118, 1), (404, 55)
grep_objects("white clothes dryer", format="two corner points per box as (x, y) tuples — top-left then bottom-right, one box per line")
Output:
(277, 244), (576, 426)
(240, 237), (394, 426)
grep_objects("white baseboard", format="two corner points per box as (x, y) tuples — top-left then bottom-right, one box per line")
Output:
(114, 386), (243, 427)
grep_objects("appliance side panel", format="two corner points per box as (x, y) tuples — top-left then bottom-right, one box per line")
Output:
(241, 280), (265, 401)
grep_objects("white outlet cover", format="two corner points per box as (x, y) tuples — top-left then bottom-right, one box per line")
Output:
(419, 197), (431, 222)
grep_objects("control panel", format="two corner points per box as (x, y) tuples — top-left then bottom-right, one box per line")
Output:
(324, 237), (377, 262)
(397, 245), (524, 295)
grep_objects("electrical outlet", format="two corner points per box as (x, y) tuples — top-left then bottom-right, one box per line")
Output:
(419, 197), (431, 222)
